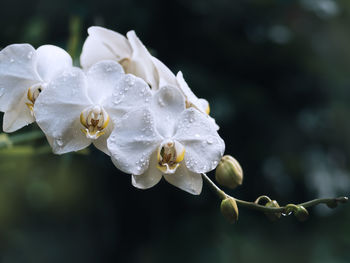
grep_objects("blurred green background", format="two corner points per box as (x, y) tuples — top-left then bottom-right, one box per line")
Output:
(0, 0), (349, 262)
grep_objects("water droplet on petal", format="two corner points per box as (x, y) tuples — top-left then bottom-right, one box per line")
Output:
(55, 138), (63, 147)
(10, 58), (14, 63)
(158, 97), (165, 107)
(206, 138), (213, 144)
(0, 88), (5, 97)
(27, 51), (33, 59)
(126, 75), (135, 86)
(109, 135), (116, 143)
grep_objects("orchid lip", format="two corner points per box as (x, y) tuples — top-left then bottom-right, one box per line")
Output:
(80, 105), (110, 139)
(156, 139), (185, 174)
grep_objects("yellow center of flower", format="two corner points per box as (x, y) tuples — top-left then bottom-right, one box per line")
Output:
(80, 105), (110, 139)
(157, 140), (185, 174)
(26, 83), (45, 113)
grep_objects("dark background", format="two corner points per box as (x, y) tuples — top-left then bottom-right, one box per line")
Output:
(0, 0), (349, 262)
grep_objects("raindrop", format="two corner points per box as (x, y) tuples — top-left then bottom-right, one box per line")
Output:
(10, 58), (14, 63)
(0, 88), (5, 97)
(27, 51), (33, 59)
(158, 97), (166, 107)
(113, 94), (124, 105)
(281, 211), (292, 217)
(206, 138), (213, 144)
(126, 75), (135, 86)
(55, 138), (63, 147)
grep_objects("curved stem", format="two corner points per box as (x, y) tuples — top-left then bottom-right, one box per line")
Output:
(202, 173), (348, 213)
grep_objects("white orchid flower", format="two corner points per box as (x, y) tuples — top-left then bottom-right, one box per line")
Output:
(80, 26), (172, 90)
(0, 44), (72, 132)
(80, 26), (218, 127)
(107, 85), (225, 195)
(34, 60), (152, 155)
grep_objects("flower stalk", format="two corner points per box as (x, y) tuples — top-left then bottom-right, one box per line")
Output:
(202, 173), (348, 217)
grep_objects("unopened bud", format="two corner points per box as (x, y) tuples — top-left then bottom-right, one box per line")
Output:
(220, 197), (239, 223)
(294, 206), (309, 222)
(264, 200), (282, 221)
(284, 204), (309, 221)
(215, 155), (243, 189)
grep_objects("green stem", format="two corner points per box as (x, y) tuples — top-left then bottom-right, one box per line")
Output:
(202, 173), (348, 213)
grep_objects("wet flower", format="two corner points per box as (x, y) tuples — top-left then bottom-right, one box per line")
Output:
(0, 44), (72, 132)
(80, 26), (173, 90)
(34, 60), (152, 154)
(108, 85), (225, 194)
(80, 27), (218, 128)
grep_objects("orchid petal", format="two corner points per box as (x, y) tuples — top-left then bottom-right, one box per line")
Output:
(80, 26), (132, 69)
(131, 151), (163, 189)
(108, 107), (162, 175)
(176, 72), (220, 130)
(93, 121), (114, 155)
(151, 86), (186, 138)
(126, 30), (157, 89)
(164, 164), (203, 195)
(174, 108), (225, 173)
(151, 56), (177, 89)
(35, 45), (72, 82)
(34, 67), (92, 154)
(104, 73), (152, 119)
(176, 71), (199, 105)
(0, 44), (39, 113)
(176, 71), (210, 112)
(85, 60), (124, 105)
(3, 93), (35, 132)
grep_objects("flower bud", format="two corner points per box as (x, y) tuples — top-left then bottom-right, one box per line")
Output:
(294, 206), (309, 222)
(284, 204), (309, 221)
(220, 197), (239, 223)
(215, 155), (243, 189)
(264, 200), (282, 221)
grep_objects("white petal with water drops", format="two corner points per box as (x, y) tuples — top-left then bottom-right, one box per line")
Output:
(174, 108), (225, 173)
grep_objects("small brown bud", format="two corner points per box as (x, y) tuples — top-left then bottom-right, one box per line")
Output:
(220, 197), (239, 223)
(215, 155), (243, 189)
